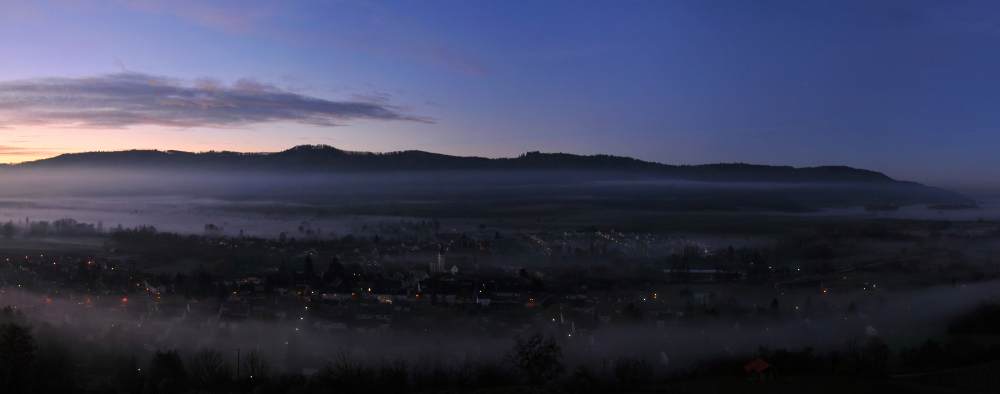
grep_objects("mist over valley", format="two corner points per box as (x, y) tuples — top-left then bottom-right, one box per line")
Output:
(0, 147), (998, 393)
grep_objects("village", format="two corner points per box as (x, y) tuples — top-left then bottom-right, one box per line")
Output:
(3, 215), (999, 392)
(0, 222), (782, 362)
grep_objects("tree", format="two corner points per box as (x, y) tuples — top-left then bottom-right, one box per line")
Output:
(0, 323), (36, 393)
(239, 348), (271, 382)
(325, 255), (344, 282)
(684, 300), (695, 319)
(616, 302), (642, 323)
(2, 221), (15, 239)
(303, 255), (316, 283)
(900, 339), (945, 372)
(843, 335), (864, 374)
(505, 333), (565, 384)
(613, 356), (654, 385)
(149, 349), (186, 393)
(864, 337), (891, 375)
(115, 355), (142, 394)
(188, 348), (233, 390)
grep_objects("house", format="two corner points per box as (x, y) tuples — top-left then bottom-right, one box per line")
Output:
(595, 306), (615, 325)
(744, 358), (775, 381)
(475, 293), (491, 307)
(320, 292), (350, 301)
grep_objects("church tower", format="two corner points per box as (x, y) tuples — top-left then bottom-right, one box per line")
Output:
(437, 244), (446, 272)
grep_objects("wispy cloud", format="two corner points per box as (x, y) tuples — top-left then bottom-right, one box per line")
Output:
(0, 145), (61, 157)
(351, 92), (392, 105)
(0, 72), (431, 128)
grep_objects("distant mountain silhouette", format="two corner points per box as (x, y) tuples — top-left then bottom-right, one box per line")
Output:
(1, 145), (971, 209)
(9, 144), (898, 182)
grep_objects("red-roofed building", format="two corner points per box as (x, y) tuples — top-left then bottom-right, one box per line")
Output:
(744, 358), (774, 381)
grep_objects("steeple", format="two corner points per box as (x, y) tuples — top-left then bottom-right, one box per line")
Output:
(437, 244), (446, 272)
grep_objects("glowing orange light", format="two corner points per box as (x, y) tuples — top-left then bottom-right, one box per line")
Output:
(122, 298), (127, 302)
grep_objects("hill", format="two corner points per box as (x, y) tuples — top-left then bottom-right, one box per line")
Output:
(1, 145), (971, 212)
(11, 145), (895, 182)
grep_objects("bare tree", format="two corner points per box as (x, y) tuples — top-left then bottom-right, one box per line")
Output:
(376, 356), (409, 392)
(188, 348), (233, 390)
(318, 348), (376, 394)
(843, 335), (864, 373)
(864, 337), (891, 375)
(240, 348), (271, 381)
(505, 333), (565, 384)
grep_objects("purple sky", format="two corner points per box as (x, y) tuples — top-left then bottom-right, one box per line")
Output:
(0, 1), (997, 190)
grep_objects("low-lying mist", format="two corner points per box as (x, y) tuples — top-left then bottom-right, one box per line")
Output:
(4, 278), (999, 377)
(0, 168), (986, 240)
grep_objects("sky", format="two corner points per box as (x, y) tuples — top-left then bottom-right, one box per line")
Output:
(0, 1), (997, 191)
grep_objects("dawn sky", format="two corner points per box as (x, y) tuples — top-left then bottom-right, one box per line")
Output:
(0, 1), (997, 190)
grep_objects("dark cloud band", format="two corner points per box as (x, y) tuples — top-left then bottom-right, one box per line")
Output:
(0, 73), (430, 128)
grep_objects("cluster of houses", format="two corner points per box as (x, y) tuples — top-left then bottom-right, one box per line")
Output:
(0, 228), (779, 359)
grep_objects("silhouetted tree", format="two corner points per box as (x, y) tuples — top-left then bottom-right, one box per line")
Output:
(115, 355), (142, 394)
(0, 323), (36, 393)
(613, 356), (654, 385)
(325, 255), (344, 282)
(303, 255), (316, 283)
(2, 221), (15, 239)
(76, 261), (90, 283)
(505, 333), (565, 384)
(864, 337), (891, 375)
(149, 349), (186, 393)
(188, 348), (233, 390)
(617, 302), (643, 323)
(239, 348), (270, 382)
